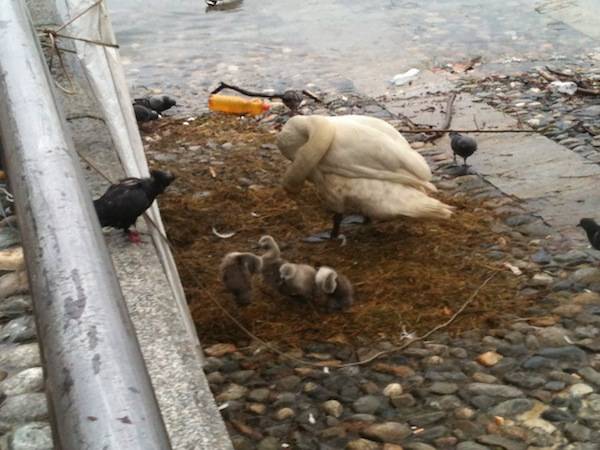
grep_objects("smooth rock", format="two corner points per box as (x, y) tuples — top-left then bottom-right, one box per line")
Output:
(248, 388), (270, 403)
(429, 381), (458, 395)
(490, 398), (534, 417)
(257, 436), (280, 450)
(322, 400), (343, 418)
(579, 367), (600, 386)
(537, 346), (586, 361)
(216, 383), (248, 402)
(0, 393), (48, 422)
(353, 396), (383, 414)
(347, 438), (381, 450)
(274, 407), (295, 421)
(530, 273), (553, 287)
(0, 367), (43, 395)
(0, 343), (40, 369)
(476, 351), (503, 367)
(9, 422), (53, 450)
(564, 422), (592, 441)
(466, 383), (523, 398)
(361, 422), (411, 444)
(535, 327), (571, 347)
(390, 394), (415, 408)
(569, 383), (594, 397)
(457, 443), (489, 450)
(0, 316), (36, 343)
(407, 411), (446, 427)
(383, 383), (403, 397)
(476, 434), (526, 450)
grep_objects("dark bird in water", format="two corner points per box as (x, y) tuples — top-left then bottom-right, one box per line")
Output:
(315, 266), (354, 312)
(94, 170), (175, 243)
(134, 95), (177, 114)
(220, 252), (263, 306)
(449, 132), (478, 168)
(133, 104), (159, 123)
(578, 218), (600, 250)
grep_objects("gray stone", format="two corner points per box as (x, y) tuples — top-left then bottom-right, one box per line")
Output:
(466, 383), (523, 398)
(0, 344), (40, 370)
(457, 443), (489, 450)
(530, 273), (553, 287)
(531, 248), (552, 265)
(429, 382), (458, 395)
(535, 327), (571, 347)
(522, 356), (553, 369)
(390, 393), (415, 408)
(538, 346), (586, 361)
(572, 268), (600, 286)
(476, 434), (526, 450)
(0, 316), (35, 343)
(541, 408), (575, 422)
(248, 388), (271, 403)
(322, 400), (343, 418)
(346, 438), (380, 450)
(353, 396), (383, 414)
(554, 250), (589, 265)
(0, 296), (31, 321)
(216, 383), (247, 402)
(361, 421), (411, 444)
(0, 394), (48, 422)
(0, 367), (43, 395)
(276, 375), (301, 391)
(564, 423), (592, 442)
(407, 411), (446, 427)
(490, 398), (534, 417)
(579, 367), (600, 386)
(257, 436), (280, 450)
(404, 444), (435, 450)
(9, 422), (53, 450)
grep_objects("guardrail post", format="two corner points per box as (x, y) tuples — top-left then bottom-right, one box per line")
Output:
(0, 2), (173, 449)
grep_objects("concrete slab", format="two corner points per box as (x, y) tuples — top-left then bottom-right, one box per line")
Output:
(26, 1), (232, 449)
(387, 73), (600, 244)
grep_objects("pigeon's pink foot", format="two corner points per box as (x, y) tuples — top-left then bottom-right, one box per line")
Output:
(127, 230), (142, 244)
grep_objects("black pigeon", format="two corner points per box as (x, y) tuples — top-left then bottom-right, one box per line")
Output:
(449, 132), (478, 168)
(578, 218), (600, 250)
(281, 90), (304, 112)
(133, 95), (177, 114)
(134, 104), (159, 123)
(94, 170), (175, 243)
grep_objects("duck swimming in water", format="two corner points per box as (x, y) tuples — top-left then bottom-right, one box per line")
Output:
(276, 115), (453, 241)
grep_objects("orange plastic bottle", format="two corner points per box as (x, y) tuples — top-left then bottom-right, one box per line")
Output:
(208, 94), (271, 116)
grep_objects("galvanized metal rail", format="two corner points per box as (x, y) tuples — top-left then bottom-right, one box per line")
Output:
(0, 1), (172, 449)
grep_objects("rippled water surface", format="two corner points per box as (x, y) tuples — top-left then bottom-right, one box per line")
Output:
(106, 0), (600, 97)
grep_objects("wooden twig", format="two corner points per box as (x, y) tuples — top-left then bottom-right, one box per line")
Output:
(341, 272), (499, 367)
(422, 93), (457, 143)
(398, 127), (534, 134)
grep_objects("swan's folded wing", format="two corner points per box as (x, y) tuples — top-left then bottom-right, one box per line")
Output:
(281, 116), (336, 193)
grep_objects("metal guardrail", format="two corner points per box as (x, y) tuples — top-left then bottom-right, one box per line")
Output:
(0, 1), (172, 449)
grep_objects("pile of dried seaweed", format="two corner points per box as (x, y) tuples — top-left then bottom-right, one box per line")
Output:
(144, 114), (529, 346)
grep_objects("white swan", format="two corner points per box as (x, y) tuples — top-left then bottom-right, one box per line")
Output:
(276, 115), (453, 239)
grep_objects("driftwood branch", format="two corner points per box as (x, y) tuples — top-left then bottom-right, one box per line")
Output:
(421, 93), (457, 143)
(210, 81), (322, 111)
(398, 128), (534, 134)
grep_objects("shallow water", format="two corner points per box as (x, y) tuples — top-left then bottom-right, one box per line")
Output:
(107, 0), (599, 99)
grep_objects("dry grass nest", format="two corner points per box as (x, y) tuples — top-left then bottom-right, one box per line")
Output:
(144, 114), (532, 346)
